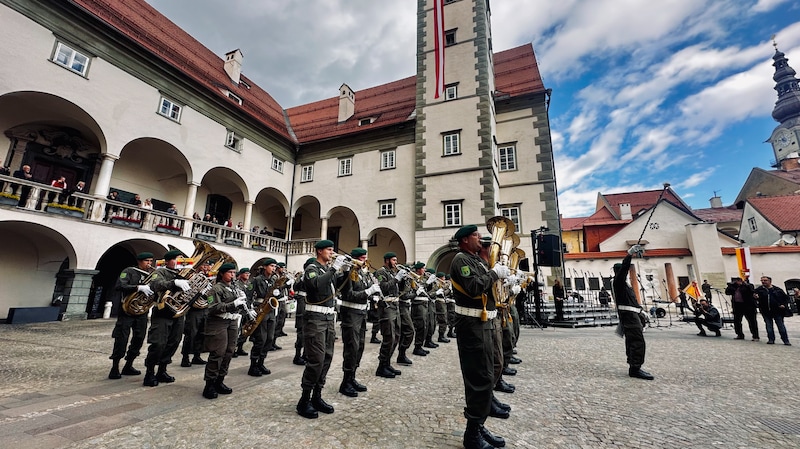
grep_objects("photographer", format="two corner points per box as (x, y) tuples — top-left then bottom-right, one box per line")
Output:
(724, 277), (759, 341)
(692, 298), (722, 337)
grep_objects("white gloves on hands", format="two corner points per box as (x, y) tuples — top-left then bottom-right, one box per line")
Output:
(137, 284), (154, 296)
(247, 309), (257, 320)
(511, 285), (521, 296)
(491, 265), (510, 279)
(394, 268), (407, 281)
(426, 274), (437, 285)
(285, 278), (294, 287)
(436, 288), (444, 297)
(627, 244), (644, 257)
(365, 284), (381, 296)
(332, 255), (349, 271)
(273, 289), (281, 297)
(173, 279), (191, 292)
(416, 287), (427, 296)
(233, 297), (247, 308)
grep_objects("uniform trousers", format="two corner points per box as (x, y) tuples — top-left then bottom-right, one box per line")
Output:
(620, 311), (645, 367)
(275, 301), (288, 334)
(398, 303), (414, 350)
(510, 304), (521, 341)
(434, 301), (448, 336)
(181, 308), (207, 356)
(250, 311), (276, 361)
(294, 298), (305, 352)
(426, 299), (437, 341)
(411, 301), (429, 346)
(203, 316), (237, 381)
(491, 315), (504, 382)
(110, 311), (148, 361)
(339, 306), (367, 373)
(144, 315), (185, 367)
(378, 303), (400, 363)
(501, 313), (514, 369)
(301, 312), (336, 390)
(455, 314), (494, 424)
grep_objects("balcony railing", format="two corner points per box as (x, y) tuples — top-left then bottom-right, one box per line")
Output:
(1, 175), (94, 218)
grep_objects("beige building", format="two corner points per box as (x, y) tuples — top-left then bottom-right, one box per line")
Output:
(0, 0), (558, 320)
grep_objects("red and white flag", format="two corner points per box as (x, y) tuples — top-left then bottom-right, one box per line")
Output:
(433, 0), (445, 98)
(735, 247), (751, 280)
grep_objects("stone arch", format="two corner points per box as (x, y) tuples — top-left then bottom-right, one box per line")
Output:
(366, 227), (408, 264)
(116, 137), (192, 212)
(196, 166), (249, 224)
(252, 187), (289, 237)
(326, 205), (360, 253)
(291, 195), (321, 240)
(426, 242), (459, 275)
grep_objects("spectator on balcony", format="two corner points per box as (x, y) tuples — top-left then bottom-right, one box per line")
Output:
(166, 204), (179, 226)
(105, 191), (120, 221)
(212, 216), (219, 224)
(48, 176), (67, 204)
(203, 214), (213, 222)
(236, 222), (243, 230)
(260, 227), (270, 235)
(66, 181), (86, 208)
(192, 211), (201, 220)
(12, 164), (34, 207)
(142, 198), (153, 210)
(223, 217), (233, 227)
(0, 161), (10, 193)
(251, 225), (259, 233)
(128, 194), (142, 219)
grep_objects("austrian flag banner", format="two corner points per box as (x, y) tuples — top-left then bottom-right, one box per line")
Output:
(433, 0), (445, 98)
(735, 247), (751, 280)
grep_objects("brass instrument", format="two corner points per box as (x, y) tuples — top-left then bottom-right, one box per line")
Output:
(158, 240), (232, 318)
(241, 275), (289, 337)
(121, 266), (157, 316)
(486, 216), (520, 323)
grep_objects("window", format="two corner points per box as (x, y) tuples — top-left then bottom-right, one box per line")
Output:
(359, 117), (376, 126)
(301, 165), (314, 182)
(379, 200), (395, 217)
(444, 203), (462, 227)
(445, 29), (456, 46)
(445, 84), (457, 101)
(443, 132), (460, 156)
(158, 97), (182, 121)
(227, 91), (242, 105)
(381, 150), (396, 170)
(52, 42), (90, 76)
(225, 130), (242, 151)
(500, 206), (521, 230)
(271, 157), (284, 173)
(498, 145), (517, 171)
(338, 158), (353, 177)
(747, 217), (757, 232)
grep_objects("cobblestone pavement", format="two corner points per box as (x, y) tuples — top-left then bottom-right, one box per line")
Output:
(0, 314), (798, 449)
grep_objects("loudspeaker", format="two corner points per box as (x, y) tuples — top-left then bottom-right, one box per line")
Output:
(536, 233), (561, 267)
(518, 258), (530, 272)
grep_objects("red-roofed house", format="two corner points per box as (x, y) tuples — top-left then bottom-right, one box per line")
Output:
(0, 0), (559, 319)
(740, 194), (800, 246)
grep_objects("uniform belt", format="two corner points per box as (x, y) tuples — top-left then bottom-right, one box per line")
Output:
(413, 297), (429, 303)
(295, 292), (307, 297)
(618, 305), (641, 313)
(455, 305), (497, 319)
(278, 298), (287, 302)
(340, 301), (369, 310)
(305, 304), (335, 315)
(381, 296), (399, 303)
(216, 312), (238, 320)
(399, 299), (411, 304)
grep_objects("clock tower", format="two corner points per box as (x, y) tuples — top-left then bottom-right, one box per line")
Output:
(768, 39), (800, 166)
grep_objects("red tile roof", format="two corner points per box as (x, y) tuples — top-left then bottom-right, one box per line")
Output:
(493, 44), (545, 97)
(600, 189), (689, 217)
(747, 194), (800, 232)
(692, 206), (743, 223)
(770, 169), (800, 184)
(721, 246), (800, 255)
(564, 248), (693, 260)
(561, 217), (588, 231)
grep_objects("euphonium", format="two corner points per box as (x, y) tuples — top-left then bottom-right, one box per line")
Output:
(121, 266), (157, 316)
(158, 240), (232, 318)
(486, 216), (516, 268)
(241, 275), (289, 337)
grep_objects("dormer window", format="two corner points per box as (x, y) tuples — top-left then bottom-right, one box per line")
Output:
(359, 117), (376, 126)
(227, 91), (242, 105)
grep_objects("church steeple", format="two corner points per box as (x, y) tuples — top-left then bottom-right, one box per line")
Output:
(771, 38), (800, 124)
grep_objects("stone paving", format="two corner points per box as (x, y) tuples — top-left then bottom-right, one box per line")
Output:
(0, 313), (798, 448)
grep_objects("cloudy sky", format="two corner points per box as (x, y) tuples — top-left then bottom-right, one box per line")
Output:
(144, 0), (800, 217)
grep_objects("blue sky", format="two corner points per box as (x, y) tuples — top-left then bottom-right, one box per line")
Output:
(145, 0), (800, 216)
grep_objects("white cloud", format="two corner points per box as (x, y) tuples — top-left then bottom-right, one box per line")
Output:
(751, 0), (791, 13)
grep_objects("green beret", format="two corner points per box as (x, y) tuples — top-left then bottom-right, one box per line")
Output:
(454, 224), (478, 240)
(315, 239), (334, 249)
(383, 252), (397, 260)
(413, 262), (425, 270)
(238, 267), (250, 275)
(480, 236), (492, 247)
(277, 262), (286, 268)
(218, 262), (237, 273)
(164, 249), (182, 260)
(436, 272), (445, 277)
(426, 268), (435, 274)
(445, 274), (451, 279)
(136, 252), (154, 260)
(263, 257), (277, 266)
(351, 248), (367, 258)
(304, 257), (316, 268)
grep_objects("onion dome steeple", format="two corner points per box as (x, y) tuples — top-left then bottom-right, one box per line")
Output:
(771, 37), (800, 124)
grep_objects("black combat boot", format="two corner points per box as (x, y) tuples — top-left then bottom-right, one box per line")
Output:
(479, 424), (506, 448)
(375, 363), (396, 378)
(396, 349), (413, 365)
(628, 366), (654, 380)
(463, 421), (493, 449)
(437, 333), (451, 343)
(191, 354), (207, 365)
(351, 369), (367, 392)
(494, 378), (515, 393)
(424, 339), (439, 348)
(492, 395), (511, 411)
(387, 365), (401, 375)
(447, 326), (455, 338)
(339, 372), (358, 397)
(180, 355), (192, 367)
(214, 376), (232, 394)
(121, 359), (141, 375)
(257, 357), (271, 375)
(108, 359), (122, 379)
(202, 380), (218, 399)
(235, 342), (248, 357)
(502, 367), (517, 376)
(156, 365), (175, 383)
(248, 359), (263, 377)
(293, 347), (306, 365)
(296, 389), (318, 419)
(143, 365), (159, 387)
(489, 398), (510, 419)
(412, 345), (428, 356)
(311, 387), (334, 414)
(370, 335), (381, 344)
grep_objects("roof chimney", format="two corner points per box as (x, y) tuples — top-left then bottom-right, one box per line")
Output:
(338, 83), (355, 122)
(709, 195), (723, 208)
(780, 152), (800, 171)
(619, 203), (632, 220)
(223, 49), (243, 84)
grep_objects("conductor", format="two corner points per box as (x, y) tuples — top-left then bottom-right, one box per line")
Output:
(612, 245), (654, 380)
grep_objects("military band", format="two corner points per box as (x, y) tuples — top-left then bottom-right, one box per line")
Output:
(108, 251), (154, 379)
(248, 258), (279, 377)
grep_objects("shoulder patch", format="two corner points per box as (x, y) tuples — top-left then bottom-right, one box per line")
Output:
(308, 271), (317, 279)
(207, 295), (214, 304)
(119, 272), (127, 279)
(460, 266), (471, 276)
(151, 274), (159, 280)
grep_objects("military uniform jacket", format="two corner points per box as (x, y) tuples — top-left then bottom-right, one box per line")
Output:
(374, 266), (404, 307)
(235, 279), (253, 307)
(148, 266), (182, 319)
(450, 251), (499, 311)
(303, 260), (339, 309)
(342, 268), (373, 307)
(612, 254), (641, 311)
(206, 281), (240, 318)
(251, 274), (274, 302)
(115, 266), (150, 304)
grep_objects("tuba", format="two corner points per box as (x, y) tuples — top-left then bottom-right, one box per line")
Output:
(240, 275), (288, 337)
(158, 240), (232, 318)
(121, 267), (157, 316)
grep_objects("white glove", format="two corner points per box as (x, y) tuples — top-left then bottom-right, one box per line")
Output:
(273, 289), (281, 297)
(233, 298), (247, 308)
(285, 278), (294, 287)
(366, 284), (381, 296)
(136, 284), (154, 296)
(436, 288), (444, 297)
(491, 265), (510, 279)
(173, 279), (191, 292)
(511, 285), (521, 296)
(416, 287), (426, 296)
(394, 269), (406, 281)
(332, 255), (349, 271)
(627, 244), (644, 257)
(426, 274), (437, 285)
(247, 309), (257, 320)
